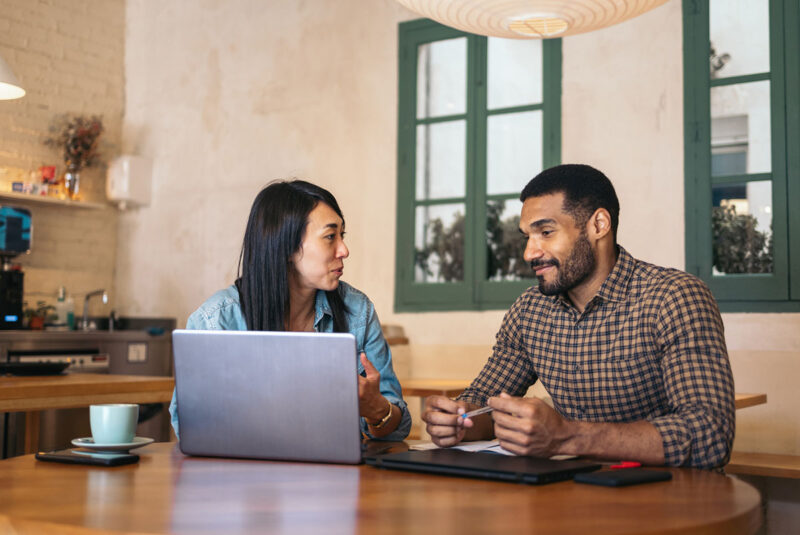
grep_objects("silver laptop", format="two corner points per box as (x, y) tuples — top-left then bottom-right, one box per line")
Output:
(172, 329), (362, 464)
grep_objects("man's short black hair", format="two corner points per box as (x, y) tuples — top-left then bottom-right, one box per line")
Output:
(520, 164), (620, 240)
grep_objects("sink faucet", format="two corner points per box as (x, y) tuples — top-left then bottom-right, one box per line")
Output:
(80, 289), (108, 331)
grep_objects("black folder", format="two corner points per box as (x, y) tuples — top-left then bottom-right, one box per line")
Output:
(365, 448), (601, 485)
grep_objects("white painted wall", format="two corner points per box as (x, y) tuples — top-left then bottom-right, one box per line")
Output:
(119, 0), (800, 456)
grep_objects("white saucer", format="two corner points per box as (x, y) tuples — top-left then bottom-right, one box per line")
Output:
(71, 436), (154, 452)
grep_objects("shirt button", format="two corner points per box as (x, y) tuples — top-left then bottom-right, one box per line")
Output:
(574, 364), (581, 371)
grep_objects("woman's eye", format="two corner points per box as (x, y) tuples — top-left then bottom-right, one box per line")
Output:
(324, 234), (335, 240)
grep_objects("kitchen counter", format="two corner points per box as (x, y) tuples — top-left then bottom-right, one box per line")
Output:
(0, 318), (177, 456)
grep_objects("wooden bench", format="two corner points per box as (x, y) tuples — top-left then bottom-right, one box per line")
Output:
(727, 452), (800, 479)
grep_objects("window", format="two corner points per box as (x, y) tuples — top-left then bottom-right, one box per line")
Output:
(684, 0), (800, 311)
(395, 19), (562, 311)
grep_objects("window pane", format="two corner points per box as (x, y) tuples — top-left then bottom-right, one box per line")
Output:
(712, 181), (773, 274)
(417, 38), (467, 119)
(487, 38), (542, 109)
(416, 121), (466, 200)
(486, 199), (530, 281)
(709, 0), (769, 79)
(414, 203), (465, 282)
(487, 111), (542, 195)
(711, 81), (771, 175)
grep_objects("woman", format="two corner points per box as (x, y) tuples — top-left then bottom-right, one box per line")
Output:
(169, 180), (411, 440)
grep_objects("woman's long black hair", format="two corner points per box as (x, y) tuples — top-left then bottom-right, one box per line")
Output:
(235, 180), (348, 333)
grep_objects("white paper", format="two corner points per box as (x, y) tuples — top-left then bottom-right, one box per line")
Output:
(408, 439), (578, 460)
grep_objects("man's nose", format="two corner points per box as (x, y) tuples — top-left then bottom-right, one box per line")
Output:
(523, 239), (543, 263)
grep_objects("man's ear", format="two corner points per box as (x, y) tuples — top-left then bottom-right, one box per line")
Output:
(587, 208), (612, 241)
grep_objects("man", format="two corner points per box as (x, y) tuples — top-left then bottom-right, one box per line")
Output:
(422, 164), (735, 469)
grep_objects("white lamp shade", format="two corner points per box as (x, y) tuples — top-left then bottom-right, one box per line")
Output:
(395, 0), (671, 39)
(0, 54), (25, 100)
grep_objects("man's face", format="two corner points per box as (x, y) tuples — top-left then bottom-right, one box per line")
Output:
(519, 193), (596, 296)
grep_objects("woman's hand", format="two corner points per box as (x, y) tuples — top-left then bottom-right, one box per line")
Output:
(357, 353), (387, 421)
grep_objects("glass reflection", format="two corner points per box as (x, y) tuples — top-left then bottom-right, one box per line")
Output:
(712, 181), (773, 274)
(415, 203), (465, 282)
(487, 38), (542, 109)
(486, 199), (530, 281)
(416, 121), (466, 200)
(711, 81), (771, 175)
(710, 0), (769, 79)
(417, 38), (467, 119)
(487, 111), (542, 195)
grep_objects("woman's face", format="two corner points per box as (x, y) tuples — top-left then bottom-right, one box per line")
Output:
(289, 202), (349, 292)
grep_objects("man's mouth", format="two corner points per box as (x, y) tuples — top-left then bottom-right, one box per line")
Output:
(531, 261), (558, 276)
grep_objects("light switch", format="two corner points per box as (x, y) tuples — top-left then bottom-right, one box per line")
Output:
(127, 343), (147, 363)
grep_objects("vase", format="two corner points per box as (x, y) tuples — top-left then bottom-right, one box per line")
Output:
(64, 163), (81, 199)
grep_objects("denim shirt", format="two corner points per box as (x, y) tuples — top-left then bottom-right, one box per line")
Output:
(169, 281), (411, 441)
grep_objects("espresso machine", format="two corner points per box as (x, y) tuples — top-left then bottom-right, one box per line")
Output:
(0, 205), (31, 330)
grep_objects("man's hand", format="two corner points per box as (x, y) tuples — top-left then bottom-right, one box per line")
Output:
(421, 396), (474, 447)
(357, 353), (386, 421)
(488, 393), (569, 457)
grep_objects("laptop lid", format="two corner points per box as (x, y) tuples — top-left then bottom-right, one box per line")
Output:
(172, 329), (362, 464)
(364, 449), (601, 484)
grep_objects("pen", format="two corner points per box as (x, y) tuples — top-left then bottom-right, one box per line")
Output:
(460, 406), (494, 419)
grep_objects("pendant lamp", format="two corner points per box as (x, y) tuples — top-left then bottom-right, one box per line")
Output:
(0, 54), (25, 100)
(394, 0), (671, 39)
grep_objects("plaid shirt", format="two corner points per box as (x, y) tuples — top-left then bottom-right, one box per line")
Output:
(459, 247), (735, 469)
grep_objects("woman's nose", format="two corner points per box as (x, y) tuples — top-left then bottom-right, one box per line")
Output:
(338, 240), (350, 259)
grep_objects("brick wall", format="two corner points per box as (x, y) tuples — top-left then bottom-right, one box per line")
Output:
(0, 0), (123, 316)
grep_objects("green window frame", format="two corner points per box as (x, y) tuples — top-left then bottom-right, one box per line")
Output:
(394, 19), (562, 312)
(683, 0), (800, 311)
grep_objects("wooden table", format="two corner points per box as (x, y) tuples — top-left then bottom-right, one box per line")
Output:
(0, 442), (761, 534)
(403, 380), (767, 410)
(0, 373), (175, 454)
(733, 393), (767, 409)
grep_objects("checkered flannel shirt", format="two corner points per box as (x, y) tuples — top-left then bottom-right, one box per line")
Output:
(459, 247), (735, 469)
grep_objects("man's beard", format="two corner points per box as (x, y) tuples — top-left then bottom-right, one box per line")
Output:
(531, 232), (596, 296)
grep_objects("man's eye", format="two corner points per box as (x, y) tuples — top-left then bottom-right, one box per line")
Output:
(541, 230), (553, 237)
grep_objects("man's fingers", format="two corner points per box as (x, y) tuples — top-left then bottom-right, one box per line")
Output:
(427, 425), (466, 445)
(423, 407), (462, 427)
(488, 395), (540, 418)
(424, 395), (462, 414)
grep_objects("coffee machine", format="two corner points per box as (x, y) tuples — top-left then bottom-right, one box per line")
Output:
(0, 205), (31, 330)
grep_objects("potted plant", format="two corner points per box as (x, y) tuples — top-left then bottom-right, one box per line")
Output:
(44, 114), (104, 200)
(24, 301), (57, 330)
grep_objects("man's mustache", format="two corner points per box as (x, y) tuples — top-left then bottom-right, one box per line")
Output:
(530, 259), (559, 271)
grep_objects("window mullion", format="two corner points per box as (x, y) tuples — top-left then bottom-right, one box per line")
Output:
(467, 35), (487, 304)
(786, 0), (800, 300)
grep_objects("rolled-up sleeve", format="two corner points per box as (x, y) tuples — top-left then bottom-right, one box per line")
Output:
(358, 302), (411, 441)
(458, 295), (538, 406)
(650, 277), (735, 469)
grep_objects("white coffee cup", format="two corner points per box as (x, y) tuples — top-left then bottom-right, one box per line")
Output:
(90, 404), (139, 444)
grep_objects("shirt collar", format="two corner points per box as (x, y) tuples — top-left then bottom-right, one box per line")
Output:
(546, 245), (634, 307)
(595, 245), (634, 303)
(313, 289), (333, 326)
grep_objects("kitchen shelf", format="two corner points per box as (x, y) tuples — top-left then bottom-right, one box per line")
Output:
(0, 191), (107, 210)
